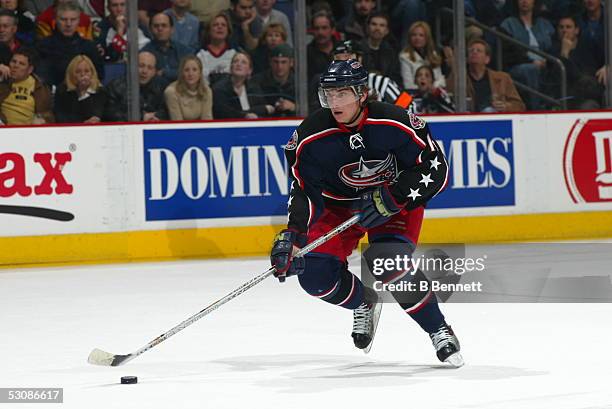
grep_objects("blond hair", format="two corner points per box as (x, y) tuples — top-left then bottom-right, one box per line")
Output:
(176, 55), (209, 98)
(402, 21), (442, 68)
(64, 54), (101, 91)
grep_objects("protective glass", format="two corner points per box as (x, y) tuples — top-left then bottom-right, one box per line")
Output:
(318, 87), (359, 108)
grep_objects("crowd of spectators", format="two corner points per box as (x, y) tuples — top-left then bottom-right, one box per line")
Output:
(0, 0), (607, 126)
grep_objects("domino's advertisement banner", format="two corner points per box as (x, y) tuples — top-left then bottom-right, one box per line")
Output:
(427, 120), (515, 209)
(143, 120), (514, 221)
(144, 127), (293, 221)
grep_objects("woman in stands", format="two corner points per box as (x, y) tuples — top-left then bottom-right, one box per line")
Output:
(212, 51), (272, 119)
(54, 54), (106, 123)
(251, 22), (288, 75)
(399, 21), (446, 90)
(165, 55), (213, 121)
(196, 12), (237, 87)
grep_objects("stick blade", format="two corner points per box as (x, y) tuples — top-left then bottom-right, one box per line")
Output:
(87, 348), (116, 366)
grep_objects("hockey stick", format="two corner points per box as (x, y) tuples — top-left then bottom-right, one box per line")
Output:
(87, 214), (361, 367)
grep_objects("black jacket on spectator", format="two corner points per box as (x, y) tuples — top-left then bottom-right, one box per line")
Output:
(36, 31), (104, 87)
(251, 44), (272, 75)
(307, 40), (336, 83)
(54, 83), (107, 123)
(212, 76), (269, 119)
(360, 39), (402, 87)
(549, 37), (603, 107)
(103, 76), (168, 121)
(252, 69), (296, 116)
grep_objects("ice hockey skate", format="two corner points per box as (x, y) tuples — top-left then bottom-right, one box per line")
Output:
(429, 322), (464, 367)
(351, 287), (382, 353)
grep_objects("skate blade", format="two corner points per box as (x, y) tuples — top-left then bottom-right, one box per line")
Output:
(363, 301), (383, 354)
(444, 352), (465, 368)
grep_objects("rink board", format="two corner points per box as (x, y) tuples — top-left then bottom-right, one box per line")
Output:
(1, 112), (612, 266)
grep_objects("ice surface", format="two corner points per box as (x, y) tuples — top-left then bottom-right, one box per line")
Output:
(1, 257), (611, 409)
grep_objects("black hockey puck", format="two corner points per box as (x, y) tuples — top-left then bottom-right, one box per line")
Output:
(120, 376), (138, 384)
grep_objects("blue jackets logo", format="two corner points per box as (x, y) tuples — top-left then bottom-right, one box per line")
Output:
(144, 127), (292, 221)
(428, 120), (515, 208)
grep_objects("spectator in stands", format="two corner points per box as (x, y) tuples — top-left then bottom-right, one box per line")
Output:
(1, 0), (35, 43)
(23, 0), (53, 16)
(36, 0), (93, 40)
(164, 0), (200, 52)
(307, 10), (336, 81)
(0, 48), (53, 124)
(54, 54), (106, 123)
(96, 0), (150, 63)
(399, 21), (445, 90)
(386, 0), (427, 48)
(470, 0), (512, 27)
(578, 0), (605, 83)
(191, 0), (229, 25)
(104, 51), (168, 122)
(448, 39), (525, 112)
(500, 0), (554, 109)
(0, 8), (21, 78)
(164, 55), (213, 120)
(138, 0), (172, 29)
(253, 0), (292, 45)
(227, 0), (259, 50)
(142, 12), (193, 84)
(252, 43), (294, 116)
(360, 12), (402, 86)
(212, 51), (271, 119)
(196, 12), (236, 86)
(339, 0), (376, 43)
(550, 15), (602, 109)
(36, 2), (103, 86)
(251, 21), (287, 74)
(409, 65), (454, 114)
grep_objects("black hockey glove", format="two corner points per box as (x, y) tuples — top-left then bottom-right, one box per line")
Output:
(355, 184), (405, 229)
(270, 229), (307, 282)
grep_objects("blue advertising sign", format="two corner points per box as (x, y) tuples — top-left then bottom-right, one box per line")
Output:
(143, 120), (515, 221)
(144, 127), (293, 221)
(427, 120), (515, 208)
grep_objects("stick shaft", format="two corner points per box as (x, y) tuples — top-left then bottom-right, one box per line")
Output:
(123, 215), (361, 364)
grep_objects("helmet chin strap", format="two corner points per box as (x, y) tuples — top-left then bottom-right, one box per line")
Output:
(341, 105), (364, 127)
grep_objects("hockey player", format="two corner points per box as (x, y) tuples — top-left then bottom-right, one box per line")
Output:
(270, 59), (463, 367)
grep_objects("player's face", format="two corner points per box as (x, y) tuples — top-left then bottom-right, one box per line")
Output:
(265, 30), (284, 48)
(410, 26), (426, 49)
(320, 87), (363, 123)
(182, 59), (201, 87)
(57, 10), (79, 37)
(9, 54), (33, 82)
(74, 60), (93, 89)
